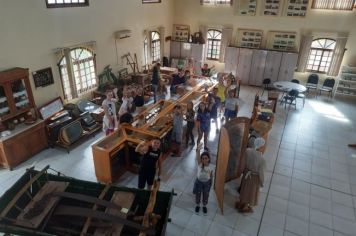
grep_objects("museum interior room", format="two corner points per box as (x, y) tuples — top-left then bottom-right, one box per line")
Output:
(0, 0), (356, 235)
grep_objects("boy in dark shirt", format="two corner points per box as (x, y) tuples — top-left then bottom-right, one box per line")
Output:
(135, 138), (162, 190)
(133, 87), (145, 108)
(170, 69), (186, 94)
(201, 63), (214, 77)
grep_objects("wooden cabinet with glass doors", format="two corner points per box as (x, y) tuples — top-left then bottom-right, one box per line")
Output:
(0, 68), (47, 169)
(0, 68), (35, 120)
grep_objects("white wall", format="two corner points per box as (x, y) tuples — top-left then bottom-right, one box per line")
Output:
(0, 0), (174, 106)
(172, 0), (356, 81)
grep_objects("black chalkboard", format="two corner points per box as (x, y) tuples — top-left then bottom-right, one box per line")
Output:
(32, 67), (54, 88)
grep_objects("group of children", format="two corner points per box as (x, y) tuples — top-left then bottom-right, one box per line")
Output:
(101, 63), (260, 216)
(102, 86), (145, 135)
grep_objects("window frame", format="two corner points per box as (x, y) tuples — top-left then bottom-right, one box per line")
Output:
(143, 36), (149, 69)
(151, 31), (161, 63)
(46, 0), (89, 8)
(306, 38), (336, 74)
(142, 0), (161, 4)
(206, 29), (222, 61)
(58, 47), (97, 100)
(311, 0), (355, 11)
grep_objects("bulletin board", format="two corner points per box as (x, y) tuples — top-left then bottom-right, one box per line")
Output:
(172, 24), (190, 42)
(32, 67), (54, 88)
(237, 29), (263, 48)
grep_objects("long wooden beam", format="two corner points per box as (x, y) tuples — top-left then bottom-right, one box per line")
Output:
(0, 165), (50, 219)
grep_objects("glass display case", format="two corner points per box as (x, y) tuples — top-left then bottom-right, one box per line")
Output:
(12, 79), (30, 111)
(0, 86), (9, 117)
(95, 128), (126, 150)
(179, 91), (205, 106)
(0, 68), (35, 121)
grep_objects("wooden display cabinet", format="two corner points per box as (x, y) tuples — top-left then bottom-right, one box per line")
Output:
(92, 128), (127, 183)
(92, 126), (157, 183)
(0, 68), (35, 122)
(0, 68), (47, 170)
(0, 121), (47, 169)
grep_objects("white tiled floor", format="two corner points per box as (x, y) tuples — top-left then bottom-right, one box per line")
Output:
(1, 85), (356, 236)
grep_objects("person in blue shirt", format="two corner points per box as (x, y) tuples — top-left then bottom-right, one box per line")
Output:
(196, 101), (212, 151)
(207, 87), (220, 133)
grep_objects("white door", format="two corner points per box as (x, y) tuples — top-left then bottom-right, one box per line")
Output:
(249, 50), (268, 86)
(180, 43), (191, 59)
(191, 44), (204, 75)
(237, 48), (253, 85)
(170, 41), (181, 58)
(224, 47), (239, 76)
(263, 51), (282, 82)
(277, 53), (298, 82)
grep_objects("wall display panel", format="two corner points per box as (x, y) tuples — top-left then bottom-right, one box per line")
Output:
(237, 29), (263, 49)
(267, 31), (297, 52)
(236, 0), (257, 16)
(284, 0), (309, 17)
(262, 0), (281, 16)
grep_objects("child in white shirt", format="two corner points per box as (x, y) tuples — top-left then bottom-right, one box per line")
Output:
(193, 143), (214, 215)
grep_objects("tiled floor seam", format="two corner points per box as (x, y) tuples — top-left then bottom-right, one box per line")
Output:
(256, 106), (290, 235)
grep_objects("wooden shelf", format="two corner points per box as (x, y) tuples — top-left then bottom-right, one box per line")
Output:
(336, 68), (356, 98)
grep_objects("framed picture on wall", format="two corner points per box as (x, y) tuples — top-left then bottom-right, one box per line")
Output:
(32, 67), (54, 88)
(267, 31), (297, 52)
(284, 0), (309, 17)
(172, 24), (190, 42)
(237, 29), (263, 48)
(236, 0), (257, 16)
(262, 0), (281, 16)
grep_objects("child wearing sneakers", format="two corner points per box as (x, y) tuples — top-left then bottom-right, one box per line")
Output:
(193, 143), (214, 215)
(171, 105), (184, 156)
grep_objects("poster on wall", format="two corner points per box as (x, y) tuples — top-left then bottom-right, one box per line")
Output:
(172, 24), (190, 42)
(236, 0), (257, 16)
(284, 0), (308, 17)
(267, 31), (297, 52)
(32, 67), (54, 88)
(237, 29), (263, 48)
(262, 0), (281, 16)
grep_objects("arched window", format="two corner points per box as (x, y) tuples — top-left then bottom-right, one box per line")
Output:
(151, 31), (161, 62)
(306, 38), (336, 73)
(59, 47), (97, 100)
(206, 29), (222, 60)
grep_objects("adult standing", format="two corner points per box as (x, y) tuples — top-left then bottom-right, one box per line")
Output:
(236, 137), (266, 213)
(151, 62), (161, 104)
